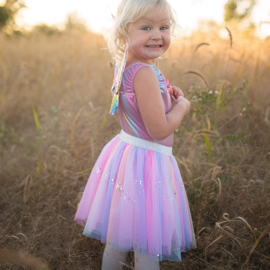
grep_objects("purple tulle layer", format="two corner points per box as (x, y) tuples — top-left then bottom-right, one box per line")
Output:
(74, 134), (196, 261)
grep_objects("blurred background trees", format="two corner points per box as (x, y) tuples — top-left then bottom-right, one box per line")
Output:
(64, 11), (87, 32)
(223, 0), (258, 36)
(0, 0), (26, 30)
(0, 0), (264, 36)
(0, 1), (88, 35)
(224, 0), (256, 22)
(31, 23), (62, 36)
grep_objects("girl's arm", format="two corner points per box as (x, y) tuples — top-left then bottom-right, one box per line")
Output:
(134, 66), (190, 141)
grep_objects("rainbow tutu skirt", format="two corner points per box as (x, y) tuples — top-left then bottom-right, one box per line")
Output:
(74, 130), (196, 261)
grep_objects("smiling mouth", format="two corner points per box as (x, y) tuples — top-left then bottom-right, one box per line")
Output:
(146, 45), (162, 48)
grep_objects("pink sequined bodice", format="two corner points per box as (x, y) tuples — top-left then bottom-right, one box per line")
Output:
(118, 62), (174, 147)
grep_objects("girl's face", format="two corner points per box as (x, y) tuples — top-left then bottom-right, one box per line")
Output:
(127, 7), (171, 65)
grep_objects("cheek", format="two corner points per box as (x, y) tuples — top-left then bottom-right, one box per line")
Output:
(165, 35), (171, 46)
(131, 43), (144, 53)
(163, 38), (171, 51)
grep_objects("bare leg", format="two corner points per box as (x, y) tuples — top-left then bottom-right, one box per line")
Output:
(134, 252), (160, 270)
(101, 244), (128, 270)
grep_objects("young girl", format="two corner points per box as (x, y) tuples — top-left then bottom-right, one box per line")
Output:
(74, 0), (196, 269)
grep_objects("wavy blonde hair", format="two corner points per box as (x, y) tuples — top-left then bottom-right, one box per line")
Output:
(107, 0), (180, 62)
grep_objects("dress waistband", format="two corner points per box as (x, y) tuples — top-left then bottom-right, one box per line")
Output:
(119, 130), (172, 156)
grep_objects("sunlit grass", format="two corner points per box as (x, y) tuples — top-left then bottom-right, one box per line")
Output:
(0, 24), (269, 269)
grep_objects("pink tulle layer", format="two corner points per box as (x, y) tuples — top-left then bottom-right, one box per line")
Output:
(74, 134), (196, 261)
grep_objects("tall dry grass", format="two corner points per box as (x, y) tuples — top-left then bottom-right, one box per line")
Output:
(0, 24), (269, 269)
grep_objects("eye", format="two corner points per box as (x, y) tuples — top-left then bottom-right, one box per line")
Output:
(160, 26), (169, 30)
(142, 27), (150, 31)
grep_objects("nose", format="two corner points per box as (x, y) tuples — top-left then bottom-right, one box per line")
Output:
(151, 28), (162, 40)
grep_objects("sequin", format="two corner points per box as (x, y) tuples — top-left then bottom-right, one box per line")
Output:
(96, 168), (102, 176)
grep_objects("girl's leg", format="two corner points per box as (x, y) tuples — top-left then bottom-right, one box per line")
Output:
(134, 252), (160, 270)
(101, 244), (128, 270)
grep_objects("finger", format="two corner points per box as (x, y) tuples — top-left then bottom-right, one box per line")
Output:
(174, 90), (179, 99)
(179, 89), (184, 97)
(175, 88), (184, 96)
(171, 86), (184, 97)
(173, 87), (179, 96)
(170, 88), (177, 98)
(170, 86), (177, 92)
(175, 89), (183, 98)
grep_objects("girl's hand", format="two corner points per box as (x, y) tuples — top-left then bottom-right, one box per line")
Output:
(166, 80), (184, 101)
(175, 96), (190, 115)
(134, 67), (190, 141)
(168, 85), (184, 99)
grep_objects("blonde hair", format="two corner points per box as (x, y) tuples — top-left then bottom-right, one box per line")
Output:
(108, 0), (180, 61)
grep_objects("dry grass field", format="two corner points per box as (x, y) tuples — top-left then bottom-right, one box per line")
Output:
(0, 24), (270, 269)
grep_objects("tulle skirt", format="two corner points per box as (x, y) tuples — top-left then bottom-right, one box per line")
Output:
(74, 132), (196, 261)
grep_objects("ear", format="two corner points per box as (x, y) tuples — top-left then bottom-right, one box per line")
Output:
(111, 13), (115, 20)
